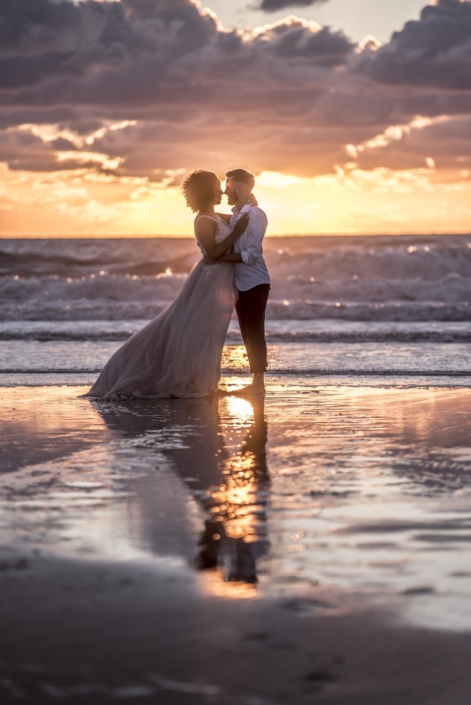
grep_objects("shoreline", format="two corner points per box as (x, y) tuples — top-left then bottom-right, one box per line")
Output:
(2, 374), (471, 389)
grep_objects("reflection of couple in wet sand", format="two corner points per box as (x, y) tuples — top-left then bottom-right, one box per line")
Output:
(95, 395), (269, 584)
(196, 398), (269, 584)
(87, 168), (270, 400)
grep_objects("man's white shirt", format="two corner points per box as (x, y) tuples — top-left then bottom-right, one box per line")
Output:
(230, 203), (271, 292)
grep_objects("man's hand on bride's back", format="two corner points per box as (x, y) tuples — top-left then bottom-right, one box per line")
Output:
(233, 213), (249, 238)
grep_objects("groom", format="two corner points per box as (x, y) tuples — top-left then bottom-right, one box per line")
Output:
(218, 168), (271, 396)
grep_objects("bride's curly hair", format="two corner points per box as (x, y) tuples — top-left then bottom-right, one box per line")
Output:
(181, 169), (219, 213)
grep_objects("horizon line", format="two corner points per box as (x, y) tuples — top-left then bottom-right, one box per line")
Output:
(1, 232), (471, 240)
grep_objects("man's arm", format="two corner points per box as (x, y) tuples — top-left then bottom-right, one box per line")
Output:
(219, 253), (243, 263)
(239, 210), (267, 264)
(220, 210), (267, 264)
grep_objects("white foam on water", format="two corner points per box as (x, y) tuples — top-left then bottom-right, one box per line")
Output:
(2, 235), (471, 323)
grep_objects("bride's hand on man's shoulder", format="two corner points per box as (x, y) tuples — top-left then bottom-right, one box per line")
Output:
(247, 193), (258, 207)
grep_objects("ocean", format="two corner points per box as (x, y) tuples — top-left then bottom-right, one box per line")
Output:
(1, 234), (471, 387)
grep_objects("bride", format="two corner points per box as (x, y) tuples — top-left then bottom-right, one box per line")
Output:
(86, 169), (249, 399)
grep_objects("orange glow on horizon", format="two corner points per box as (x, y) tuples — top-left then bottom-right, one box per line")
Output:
(1, 164), (471, 238)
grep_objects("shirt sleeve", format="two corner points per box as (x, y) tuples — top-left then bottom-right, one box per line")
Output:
(240, 211), (267, 265)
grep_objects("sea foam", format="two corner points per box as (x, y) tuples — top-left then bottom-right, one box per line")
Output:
(2, 235), (471, 323)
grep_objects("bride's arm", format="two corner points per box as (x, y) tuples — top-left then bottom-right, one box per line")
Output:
(196, 214), (249, 261)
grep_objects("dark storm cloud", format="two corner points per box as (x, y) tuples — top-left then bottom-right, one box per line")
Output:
(0, 0), (470, 180)
(253, 18), (354, 65)
(257, 0), (328, 12)
(0, 0), (91, 55)
(357, 0), (471, 89)
(0, 0), (217, 88)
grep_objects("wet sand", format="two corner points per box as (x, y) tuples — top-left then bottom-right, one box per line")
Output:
(1, 380), (471, 703)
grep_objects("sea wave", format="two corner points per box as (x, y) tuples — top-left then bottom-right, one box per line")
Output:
(1, 368), (469, 378)
(2, 325), (471, 343)
(2, 235), (471, 322)
(1, 289), (470, 323)
(2, 234), (471, 280)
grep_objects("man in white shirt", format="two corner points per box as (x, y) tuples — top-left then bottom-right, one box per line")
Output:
(219, 168), (271, 395)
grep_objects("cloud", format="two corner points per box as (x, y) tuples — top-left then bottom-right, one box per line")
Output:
(256, 0), (328, 13)
(0, 1), (359, 179)
(349, 115), (471, 173)
(357, 0), (471, 89)
(0, 0), (218, 92)
(252, 18), (354, 65)
(0, 0), (470, 196)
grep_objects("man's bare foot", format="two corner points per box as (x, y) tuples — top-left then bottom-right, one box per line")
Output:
(232, 383), (265, 397)
(217, 387), (231, 396)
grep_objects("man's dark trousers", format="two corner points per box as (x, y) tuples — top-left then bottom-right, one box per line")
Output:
(235, 284), (270, 373)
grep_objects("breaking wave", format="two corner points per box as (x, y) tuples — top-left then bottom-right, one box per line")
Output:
(2, 235), (471, 323)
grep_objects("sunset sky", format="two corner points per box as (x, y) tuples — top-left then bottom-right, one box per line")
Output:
(1, 0), (471, 237)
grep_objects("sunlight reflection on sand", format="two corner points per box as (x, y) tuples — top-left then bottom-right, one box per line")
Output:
(1, 382), (471, 630)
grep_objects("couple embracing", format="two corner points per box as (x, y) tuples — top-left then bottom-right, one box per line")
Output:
(87, 168), (270, 400)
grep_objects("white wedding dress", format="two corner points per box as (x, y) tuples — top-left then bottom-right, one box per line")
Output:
(87, 216), (237, 399)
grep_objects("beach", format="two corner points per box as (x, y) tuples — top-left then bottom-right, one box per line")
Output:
(2, 235), (471, 702)
(1, 381), (471, 703)
(3, 0), (471, 697)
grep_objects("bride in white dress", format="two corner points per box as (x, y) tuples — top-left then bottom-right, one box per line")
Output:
(86, 169), (249, 399)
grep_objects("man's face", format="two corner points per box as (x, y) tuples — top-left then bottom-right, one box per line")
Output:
(224, 178), (239, 206)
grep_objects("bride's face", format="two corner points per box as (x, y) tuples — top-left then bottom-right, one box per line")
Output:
(212, 180), (223, 205)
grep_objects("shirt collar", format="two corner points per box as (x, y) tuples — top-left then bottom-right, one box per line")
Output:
(232, 202), (252, 215)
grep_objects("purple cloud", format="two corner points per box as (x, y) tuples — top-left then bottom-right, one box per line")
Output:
(0, 0), (470, 181)
(357, 0), (471, 89)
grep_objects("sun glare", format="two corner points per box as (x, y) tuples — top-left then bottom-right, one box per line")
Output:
(225, 397), (255, 426)
(2, 160), (471, 236)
